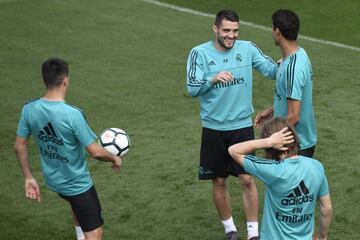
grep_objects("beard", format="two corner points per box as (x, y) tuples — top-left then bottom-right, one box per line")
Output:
(217, 36), (235, 50)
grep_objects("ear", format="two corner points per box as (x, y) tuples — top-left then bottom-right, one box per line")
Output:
(274, 27), (281, 36)
(63, 76), (69, 87)
(213, 24), (218, 33)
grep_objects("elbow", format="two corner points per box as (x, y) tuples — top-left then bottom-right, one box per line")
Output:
(288, 114), (300, 126)
(228, 145), (237, 159)
(322, 204), (333, 217)
(14, 142), (23, 155)
(187, 89), (199, 98)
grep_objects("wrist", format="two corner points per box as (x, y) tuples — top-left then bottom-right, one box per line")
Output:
(264, 138), (272, 148)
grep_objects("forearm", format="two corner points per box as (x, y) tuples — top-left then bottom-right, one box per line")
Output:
(87, 142), (118, 163)
(187, 80), (213, 97)
(286, 114), (299, 126)
(93, 148), (118, 163)
(263, 106), (274, 116)
(229, 138), (270, 165)
(14, 138), (34, 179)
(317, 207), (332, 239)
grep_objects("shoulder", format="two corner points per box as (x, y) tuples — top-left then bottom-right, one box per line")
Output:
(235, 40), (260, 49)
(190, 41), (213, 54)
(63, 102), (86, 118)
(292, 48), (311, 69)
(299, 156), (325, 172)
(23, 98), (41, 108)
(24, 98), (41, 105)
(21, 98), (41, 113)
(244, 155), (280, 165)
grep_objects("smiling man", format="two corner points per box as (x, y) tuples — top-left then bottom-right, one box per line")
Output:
(186, 9), (278, 240)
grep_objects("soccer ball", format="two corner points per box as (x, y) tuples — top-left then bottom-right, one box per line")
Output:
(99, 128), (130, 157)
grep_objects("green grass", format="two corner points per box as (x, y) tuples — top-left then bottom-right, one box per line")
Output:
(0, 0), (359, 239)
(160, 0), (360, 48)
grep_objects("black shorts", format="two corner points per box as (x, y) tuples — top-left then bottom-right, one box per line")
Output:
(299, 145), (316, 158)
(199, 126), (255, 180)
(59, 185), (103, 232)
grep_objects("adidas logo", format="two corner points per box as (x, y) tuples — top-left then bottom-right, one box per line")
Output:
(281, 180), (314, 206)
(208, 60), (216, 66)
(37, 122), (64, 145)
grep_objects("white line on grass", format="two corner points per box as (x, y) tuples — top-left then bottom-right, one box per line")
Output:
(141, 0), (360, 53)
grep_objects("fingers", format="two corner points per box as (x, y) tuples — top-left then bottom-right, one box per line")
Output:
(111, 164), (121, 172)
(26, 189), (41, 202)
(214, 71), (233, 83)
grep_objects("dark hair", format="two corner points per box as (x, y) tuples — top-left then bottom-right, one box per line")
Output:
(272, 9), (300, 40)
(41, 58), (69, 89)
(215, 9), (239, 26)
(261, 117), (299, 160)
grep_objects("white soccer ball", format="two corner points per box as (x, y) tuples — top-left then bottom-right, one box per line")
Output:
(99, 128), (130, 157)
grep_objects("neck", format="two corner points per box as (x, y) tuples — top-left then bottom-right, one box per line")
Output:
(279, 40), (299, 58)
(280, 153), (298, 160)
(43, 89), (66, 101)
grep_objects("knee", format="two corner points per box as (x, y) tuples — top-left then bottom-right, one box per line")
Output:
(239, 174), (256, 188)
(84, 226), (103, 240)
(212, 178), (227, 189)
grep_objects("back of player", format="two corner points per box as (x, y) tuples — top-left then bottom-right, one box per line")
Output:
(15, 58), (122, 240)
(244, 155), (328, 239)
(17, 98), (95, 195)
(228, 117), (332, 240)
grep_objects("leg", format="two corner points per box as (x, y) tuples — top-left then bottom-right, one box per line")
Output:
(238, 174), (258, 222)
(60, 186), (104, 240)
(83, 226), (103, 240)
(71, 210), (85, 240)
(212, 177), (232, 220)
(239, 174), (259, 239)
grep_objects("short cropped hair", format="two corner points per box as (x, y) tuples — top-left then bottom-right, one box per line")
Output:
(272, 9), (300, 40)
(261, 117), (300, 160)
(42, 58), (69, 89)
(214, 9), (239, 26)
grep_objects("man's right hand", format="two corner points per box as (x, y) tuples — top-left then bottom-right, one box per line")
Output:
(25, 178), (41, 203)
(212, 71), (233, 84)
(255, 107), (274, 129)
(111, 156), (122, 172)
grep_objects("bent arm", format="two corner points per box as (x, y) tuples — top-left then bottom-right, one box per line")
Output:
(86, 141), (122, 171)
(86, 141), (120, 162)
(186, 49), (214, 97)
(317, 194), (332, 240)
(229, 138), (270, 166)
(229, 127), (294, 166)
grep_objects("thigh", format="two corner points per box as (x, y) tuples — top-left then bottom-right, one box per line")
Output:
(60, 186), (104, 232)
(199, 128), (229, 180)
(227, 126), (255, 176)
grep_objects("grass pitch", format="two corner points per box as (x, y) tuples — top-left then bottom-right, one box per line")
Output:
(0, 0), (359, 239)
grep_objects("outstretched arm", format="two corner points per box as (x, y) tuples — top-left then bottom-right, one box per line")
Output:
(228, 127), (294, 165)
(86, 142), (122, 172)
(14, 136), (41, 202)
(317, 194), (332, 240)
